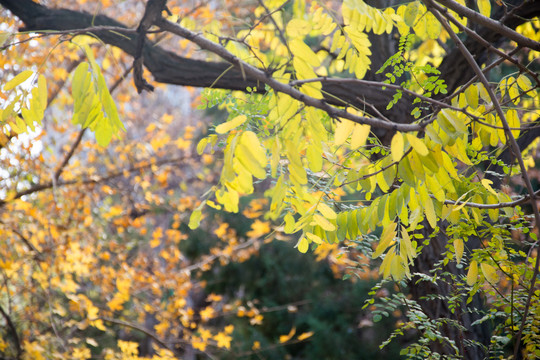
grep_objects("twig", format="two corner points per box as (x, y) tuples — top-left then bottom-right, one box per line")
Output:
(443, 189), (540, 209)
(100, 316), (177, 353)
(256, 0), (292, 57)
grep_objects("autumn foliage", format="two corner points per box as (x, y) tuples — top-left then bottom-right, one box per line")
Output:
(1, 0), (540, 359)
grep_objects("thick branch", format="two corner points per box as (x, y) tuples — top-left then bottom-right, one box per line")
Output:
(0, 0), (411, 119)
(155, 18), (423, 132)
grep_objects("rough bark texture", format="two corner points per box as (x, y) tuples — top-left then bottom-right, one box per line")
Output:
(1, 0), (539, 359)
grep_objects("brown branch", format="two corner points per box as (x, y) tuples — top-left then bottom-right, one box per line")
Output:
(180, 237), (260, 274)
(0, 303), (22, 359)
(435, 0), (540, 51)
(443, 189), (540, 209)
(156, 17), (424, 132)
(290, 77), (480, 120)
(133, 0), (167, 93)
(8, 227), (43, 260)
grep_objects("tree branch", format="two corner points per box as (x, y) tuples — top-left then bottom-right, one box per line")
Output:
(435, 0), (540, 51)
(0, 303), (22, 359)
(155, 17), (424, 132)
(0, 0), (411, 120)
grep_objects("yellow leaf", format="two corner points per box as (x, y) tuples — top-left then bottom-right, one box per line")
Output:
(413, 11), (427, 38)
(297, 237), (309, 253)
(464, 84), (479, 109)
(290, 39), (320, 67)
(481, 179), (498, 196)
(401, 228), (416, 262)
(350, 124), (370, 149)
(454, 239), (464, 264)
(467, 260), (478, 286)
(507, 76), (520, 104)
(406, 133), (429, 156)
(247, 220), (271, 237)
(3, 70), (33, 91)
(189, 209), (203, 229)
(284, 212), (296, 233)
(240, 131), (266, 166)
(279, 327), (296, 343)
(391, 132), (404, 162)
(289, 162), (307, 184)
(480, 262), (499, 284)
(335, 119), (355, 146)
(214, 332), (232, 349)
(373, 222), (396, 258)
(297, 331), (314, 341)
(306, 143), (322, 172)
(425, 12), (441, 39)
(477, 0), (491, 17)
(390, 255), (406, 280)
(404, 1), (420, 27)
(506, 109), (520, 140)
(312, 214), (335, 232)
(380, 247), (396, 278)
(286, 19), (312, 38)
(236, 143), (266, 179)
(150, 237), (161, 248)
(317, 202), (337, 220)
(305, 232), (323, 244)
(197, 137), (208, 154)
(215, 115), (247, 134)
(516, 74), (532, 91)
(37, 74), (47, 111)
